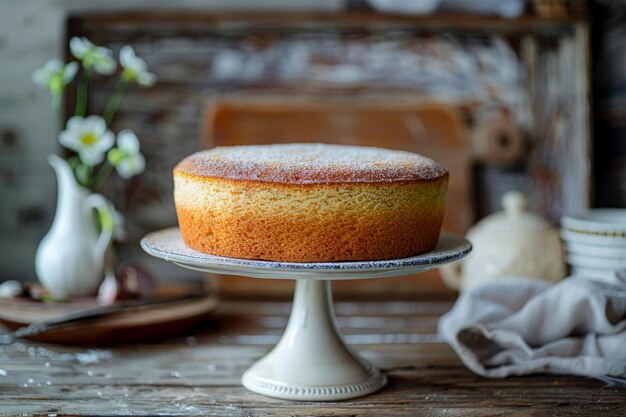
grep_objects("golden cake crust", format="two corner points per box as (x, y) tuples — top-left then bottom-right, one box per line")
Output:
(174, 143), (447, 185)
(174, 144), (448, 262)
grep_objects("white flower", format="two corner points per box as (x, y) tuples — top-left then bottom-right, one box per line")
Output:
(107, 129), (146, 179)
(31, 59), (78, 93)
(120, 46), (156, 87)
(70, 37), (116, 75)
(58, 115), (115, 165)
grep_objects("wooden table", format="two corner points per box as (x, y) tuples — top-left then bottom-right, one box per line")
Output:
(1, 298), (624, 416)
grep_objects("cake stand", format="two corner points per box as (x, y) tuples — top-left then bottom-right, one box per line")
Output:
(141, 228), (471, 401)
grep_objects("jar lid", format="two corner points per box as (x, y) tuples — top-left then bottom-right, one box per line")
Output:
(471, 191), (551, 234)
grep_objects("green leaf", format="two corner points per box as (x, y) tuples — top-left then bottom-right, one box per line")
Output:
(75, 162), (93, 188)
(98, 205), (114, 232)
(68, 156), (80, 170)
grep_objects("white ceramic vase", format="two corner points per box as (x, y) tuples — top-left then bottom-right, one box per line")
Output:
(35, 154), (113, 299)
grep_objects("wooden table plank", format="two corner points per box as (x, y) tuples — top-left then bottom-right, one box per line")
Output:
(1, 300), (624, 416)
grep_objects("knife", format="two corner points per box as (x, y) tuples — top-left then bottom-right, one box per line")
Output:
(0, 291), (210, 344)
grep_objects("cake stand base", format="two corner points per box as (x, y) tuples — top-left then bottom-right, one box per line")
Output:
(242, 279), (387, 401)
(141, 228), (472, 401)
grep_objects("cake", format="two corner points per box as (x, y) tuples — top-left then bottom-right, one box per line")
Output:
(173, 143), (448, 262)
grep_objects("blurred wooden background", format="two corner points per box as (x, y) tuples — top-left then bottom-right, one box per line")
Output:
(66, 11), (591, 298)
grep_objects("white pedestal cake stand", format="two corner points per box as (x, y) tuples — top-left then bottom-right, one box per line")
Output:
(141, 228), (471, 401)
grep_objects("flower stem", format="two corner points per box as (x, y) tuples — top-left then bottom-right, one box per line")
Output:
(52, 92), (62, 112)
(103, 79), (127, 125)
(74, 68), (92, 117)
(93, 161), (115, 191)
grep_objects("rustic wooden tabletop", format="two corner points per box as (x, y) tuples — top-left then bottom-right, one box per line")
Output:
(1, 298), (624, 416)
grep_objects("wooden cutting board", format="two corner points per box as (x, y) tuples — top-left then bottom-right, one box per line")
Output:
(0, 284), (219, 345)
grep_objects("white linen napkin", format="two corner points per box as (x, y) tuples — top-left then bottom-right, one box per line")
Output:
(438, 273), (626, 386)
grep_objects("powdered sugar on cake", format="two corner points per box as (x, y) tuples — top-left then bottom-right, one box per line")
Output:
(175, 143), (447, 184)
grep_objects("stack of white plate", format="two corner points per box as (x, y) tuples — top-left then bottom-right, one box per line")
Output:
(561, 209), (626, 282)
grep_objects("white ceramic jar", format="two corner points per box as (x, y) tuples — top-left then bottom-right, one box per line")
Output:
(441, 191), (566, 291)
